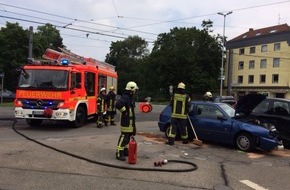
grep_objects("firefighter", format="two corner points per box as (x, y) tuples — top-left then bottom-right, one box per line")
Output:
(105, 86), (117, 126)
(167, 82), (191, 145)
(96, 87), (107, 128)
(115, 81), (138, 161)
(203, 91), (213, 101)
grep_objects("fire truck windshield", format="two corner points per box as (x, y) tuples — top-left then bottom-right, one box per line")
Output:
(18, 69), (68, 90)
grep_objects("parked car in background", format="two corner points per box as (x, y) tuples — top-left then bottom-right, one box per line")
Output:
(235, 94), (290, 149)
(158, 101), (283, 152)
(0, 89), (15, 99)
(213, 96), (236, 107)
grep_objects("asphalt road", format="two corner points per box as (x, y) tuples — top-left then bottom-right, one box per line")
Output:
(0, 105), (290, 190)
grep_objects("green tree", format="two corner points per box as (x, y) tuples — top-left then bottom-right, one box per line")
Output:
(0, 22), (29, 91)
(0, 22), (64, 92)
(149, 26), (221, 98)
(105, 36), (149, 97)
(33, 23), (64, 58)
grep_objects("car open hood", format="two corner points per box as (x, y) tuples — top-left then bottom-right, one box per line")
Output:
(235, 94), (266, 116)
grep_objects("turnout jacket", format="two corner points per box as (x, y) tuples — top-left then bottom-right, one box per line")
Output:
(106, 91), (116, 112)
(116, 91), (136, 133)
(97, 93), (106, 113)
(170, 89), (191, 119)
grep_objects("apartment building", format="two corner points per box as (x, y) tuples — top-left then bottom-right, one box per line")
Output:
(225, 24), (290, 100)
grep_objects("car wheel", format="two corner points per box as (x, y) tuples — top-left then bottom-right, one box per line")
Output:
(26, 119), (43, 126)
(165, 125), (170, 138)
(71, 106), (86, 128)
(235, 133), (254, 152)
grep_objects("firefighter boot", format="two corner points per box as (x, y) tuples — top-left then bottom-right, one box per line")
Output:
(111, 121), (116, 126)
(116, 151), (126, 161)
(124, 148), (128, 157)
(104, 121), (108, 127)
(166, 138), (174, 145)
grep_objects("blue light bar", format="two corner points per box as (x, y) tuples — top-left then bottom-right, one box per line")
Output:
(61, 58), (69, 65)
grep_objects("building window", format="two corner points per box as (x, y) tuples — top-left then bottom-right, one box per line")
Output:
(274, 43), (280, 51)
(273, 58), (280, 68)
(250, 47), (256, 54)
(238, 76), (243, 84)
(239, 48), (245, 55)
(260, 59), (267, 68)
(248, 75), (254, 84)
(261, 45), (268, 52)
(249, 60), (255, 69)
(238, 61), (244, 70)
(260, 75), (266, 83)
(272, 74), (279, 83)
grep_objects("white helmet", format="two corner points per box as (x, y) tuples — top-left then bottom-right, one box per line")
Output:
(177, 82), (185, 89)
(125, 81), (139, 91)
(204, 91), (212, 98)
(100, 87), (106, 92)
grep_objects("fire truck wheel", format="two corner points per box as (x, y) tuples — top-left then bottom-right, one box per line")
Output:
(72, 106), (86, 128)
(26, 119), (43, 126)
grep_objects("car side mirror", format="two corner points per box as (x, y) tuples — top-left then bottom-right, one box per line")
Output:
(217, 115), (227, 121)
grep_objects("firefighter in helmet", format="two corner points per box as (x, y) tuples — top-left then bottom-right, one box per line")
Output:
(167, 82), (191, 145)
(203, 91), (213, 101)
(105, 86), (117, 126)
(115, 81), (138, 161)
(96, 87), (107, 128)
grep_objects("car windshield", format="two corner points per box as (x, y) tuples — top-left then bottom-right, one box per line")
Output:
(18, 69), (68, 90)
(219, 103), (235, 117)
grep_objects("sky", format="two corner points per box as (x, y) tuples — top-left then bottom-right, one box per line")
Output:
(0, 0), (290, 61)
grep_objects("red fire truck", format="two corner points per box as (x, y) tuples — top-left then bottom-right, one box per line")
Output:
(14, 48), (117, 127)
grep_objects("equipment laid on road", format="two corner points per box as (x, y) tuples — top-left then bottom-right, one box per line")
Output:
(187, 114), (203, 146)
(138, 97), (153, 113)
(154, 159), (168, 167)
(6, 117), (198, 172)
(14, 48), (118, 128)
(128, 136), (137, 164)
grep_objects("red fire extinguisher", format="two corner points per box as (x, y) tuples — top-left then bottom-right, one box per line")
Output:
(128, 136), (137, 164)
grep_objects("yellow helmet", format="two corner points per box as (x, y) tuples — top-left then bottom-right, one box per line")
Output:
(177, 82), (185, 89)
(125, 81), (139, 91)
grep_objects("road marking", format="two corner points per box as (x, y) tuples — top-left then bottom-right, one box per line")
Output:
(240, 180), (268, 190)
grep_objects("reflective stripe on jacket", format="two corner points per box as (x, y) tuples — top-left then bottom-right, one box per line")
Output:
(116, 91), (135, 133)
(97, 94), (106, 113)
(106, 91), (116, 112)
(171, 93), (190, 119)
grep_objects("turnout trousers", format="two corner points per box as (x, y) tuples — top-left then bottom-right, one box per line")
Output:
(116, 132), (131, 158)
(168, 118), (188, 142)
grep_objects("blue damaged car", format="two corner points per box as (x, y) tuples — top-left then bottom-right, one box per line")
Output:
(158, 101), (283, 152)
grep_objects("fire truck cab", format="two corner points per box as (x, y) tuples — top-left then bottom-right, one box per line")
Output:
(14, 48), (117, 127)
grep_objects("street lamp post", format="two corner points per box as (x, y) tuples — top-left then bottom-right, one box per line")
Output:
(218, 11), (232, 97)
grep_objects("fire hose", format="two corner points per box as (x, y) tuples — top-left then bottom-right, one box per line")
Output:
(1, 118), (198, 172)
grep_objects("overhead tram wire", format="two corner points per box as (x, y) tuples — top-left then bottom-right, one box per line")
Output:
(0, 2), (158, 37)
(0, 10), (156, 41)
(0, 15), (139, 40)
(1, 1), (289, 40)
(100, 1), (290, 30)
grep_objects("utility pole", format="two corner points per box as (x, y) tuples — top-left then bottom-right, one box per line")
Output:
(28, 26), (33, 59)
(218, 11), (232, 97)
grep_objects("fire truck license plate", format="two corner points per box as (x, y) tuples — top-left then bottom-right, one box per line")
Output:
(32, 111), (44, 115)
